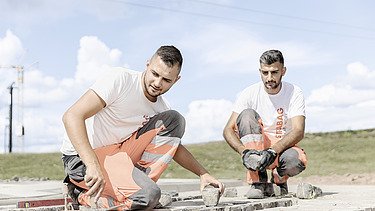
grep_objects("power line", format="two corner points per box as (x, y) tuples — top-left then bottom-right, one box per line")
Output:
(106, 0), (375, 41)
(189, 0), (375, 32)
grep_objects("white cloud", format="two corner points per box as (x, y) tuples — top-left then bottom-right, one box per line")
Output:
(306, 102), (375, 132)
(0, 30), (25, 65)
(0, 31), (126, 153)
(75, 36), (123, 84)
(306, 62), (375, 132)
(0, 30), (26, 105)
(346, 62), (375, 89)
(307, 84), (375, 107)
(183, 99), (233, 144)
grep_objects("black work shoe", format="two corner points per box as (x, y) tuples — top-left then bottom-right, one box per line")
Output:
(273, 182), (288, 196)
(245, 183), (265, 199)
(270, 173), (288, 196)
(67, 182), (83, 210)
(264, 182), (276, 197)
(278, 182), (288, 195)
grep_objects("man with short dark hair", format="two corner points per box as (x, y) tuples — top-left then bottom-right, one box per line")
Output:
(223, 49), (307, 199)
(61, 46), (224, 209)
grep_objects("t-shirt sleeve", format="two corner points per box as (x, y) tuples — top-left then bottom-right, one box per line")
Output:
(90, 69), (126, 107)
(233, 89), (250, 114)
(289, 87), (306, 118)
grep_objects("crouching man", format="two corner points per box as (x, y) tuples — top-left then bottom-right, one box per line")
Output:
(223, 49), (307, 198)
(61, 45), (224, 209)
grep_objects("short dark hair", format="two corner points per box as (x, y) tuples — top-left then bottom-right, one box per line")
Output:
(259, 50), (284, 65)
(153, 45), (183, 70)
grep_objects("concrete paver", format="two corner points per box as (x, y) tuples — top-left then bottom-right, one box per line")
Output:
(0, 179), (374, 210)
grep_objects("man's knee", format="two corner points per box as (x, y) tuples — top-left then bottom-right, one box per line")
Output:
(62, 155), (86, 181)
(130, 183), (161, 209)
(237, 109), (258, 123)
(236, 109), (261, 136)
(157, 110), (185, 138)
(283, 159), (305, 177)
(144, 183), (161, 209)
(278, 148), (306, 177)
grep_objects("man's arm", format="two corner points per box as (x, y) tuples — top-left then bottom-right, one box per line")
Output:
(62, 89), (106, 201)
(173, 145), (225, 194)
(271, 115), (305, 154)
(223, 112), (246, 154)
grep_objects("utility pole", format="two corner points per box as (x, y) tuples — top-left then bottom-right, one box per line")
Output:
(1, 65), (26, 152)
(8, 82), (15, 153)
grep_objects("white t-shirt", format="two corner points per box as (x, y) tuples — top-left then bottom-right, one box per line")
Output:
(233, 81), (305, 143)
(60, 67), (170, 155)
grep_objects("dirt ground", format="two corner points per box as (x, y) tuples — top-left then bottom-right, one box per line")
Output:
(288, 173), (375, 185)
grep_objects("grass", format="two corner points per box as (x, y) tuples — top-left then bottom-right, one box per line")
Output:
(164, 128), (375, 179)
(0, 153), (64, 180)
(0, 128), (374, 180)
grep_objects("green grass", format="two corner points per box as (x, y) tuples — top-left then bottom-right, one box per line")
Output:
(0, 153), (64, 180)
(0, 129), (374, 180)
(163, 128), (375, 179)
(297, 129), (375, 177)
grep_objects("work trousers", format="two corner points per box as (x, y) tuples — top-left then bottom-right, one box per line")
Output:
(62, 110), (185, 210)
(237, 108), (307, 185)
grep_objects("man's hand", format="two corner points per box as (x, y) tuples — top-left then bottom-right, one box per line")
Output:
(258, 148), (278, 172)
(242, 149), (261, 171)
(83, 163), (106, 203)
(200, 173), (225, 195)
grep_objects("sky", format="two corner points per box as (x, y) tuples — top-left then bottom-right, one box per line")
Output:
(0, 0), (374, 153)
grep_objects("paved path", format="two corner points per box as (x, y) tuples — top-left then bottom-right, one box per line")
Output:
(0, 179), (374, 210)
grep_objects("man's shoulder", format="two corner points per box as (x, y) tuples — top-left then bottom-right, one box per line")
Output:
(109, 67), (141, 76)
(235, 82), (263, 103)
(283, 81), (303, 93)
(100, 67), (142, 83)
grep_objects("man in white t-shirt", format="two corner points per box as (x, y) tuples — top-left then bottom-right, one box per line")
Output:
(61, 46), (224, 209)
(223, 49), (307, 199)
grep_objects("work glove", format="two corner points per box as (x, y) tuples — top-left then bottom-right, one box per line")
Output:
(242, 149), (261, 171)
(258, 148), (278, 172)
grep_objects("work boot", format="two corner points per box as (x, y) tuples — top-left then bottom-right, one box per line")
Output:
(271, 170), (288, 196)
(245, 183), (265, 199)
(264, 182), (275, 197)
(273, 182), (288, 196)
(278, 182), (288, 195)
(66, 182), (83, 210)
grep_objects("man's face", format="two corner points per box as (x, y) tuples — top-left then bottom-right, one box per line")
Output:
(259, 62), (286, 94)
(143, 55), (180, 102)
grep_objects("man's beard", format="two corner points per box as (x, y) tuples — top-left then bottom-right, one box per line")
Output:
(265, 81), (280, 90)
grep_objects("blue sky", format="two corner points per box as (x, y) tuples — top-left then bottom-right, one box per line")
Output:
(0, 0), (374, 153)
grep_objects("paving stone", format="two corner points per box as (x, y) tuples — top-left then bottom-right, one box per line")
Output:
(160, 197), (295, 211)
(9, 205), (65, 211)
(296, 182), (323, 199)
(202, 185), (220, 207)
(222, 187), (238, 198)
(156, 192), (173, 208)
